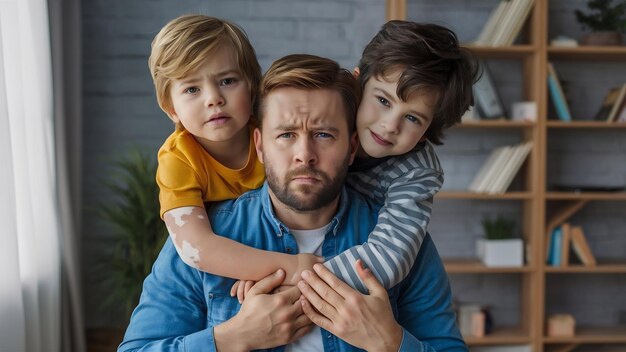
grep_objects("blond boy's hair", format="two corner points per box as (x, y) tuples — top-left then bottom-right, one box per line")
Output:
(148, 15), (261, 124)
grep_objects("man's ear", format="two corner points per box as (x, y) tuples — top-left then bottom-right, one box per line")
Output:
(352, 67), (360, 78)
(253, 128), (264, 164)
(347, 131), (359, 165)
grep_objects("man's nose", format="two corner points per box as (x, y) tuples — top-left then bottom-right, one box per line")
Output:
(294, 137), (317, 165)
(205, 86), (224, 107)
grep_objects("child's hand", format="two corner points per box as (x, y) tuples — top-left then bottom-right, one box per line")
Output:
(288, 254), (324, 285)
(230, 280), (256, 303)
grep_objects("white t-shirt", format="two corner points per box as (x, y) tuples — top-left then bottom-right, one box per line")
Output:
(285, 223), (331, 352)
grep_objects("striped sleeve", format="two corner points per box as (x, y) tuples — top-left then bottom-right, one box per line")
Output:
(324, 144), (443, 293)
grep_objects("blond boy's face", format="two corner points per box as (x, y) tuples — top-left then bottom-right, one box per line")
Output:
(168, 45), (252, 146)
(357, 70), (438, 158)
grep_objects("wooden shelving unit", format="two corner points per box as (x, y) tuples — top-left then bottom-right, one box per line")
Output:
(387, 1), (626, 351)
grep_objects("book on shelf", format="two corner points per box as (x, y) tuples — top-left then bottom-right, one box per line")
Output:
(473, 0), (535, 47)
(468, 141), (532, 194)
(473, 61), (506, 119)
(594, 83), (626, 122)
(570, 226), (596, 266)
(544, 200), (589, 262)
(546, 223), (596, 266)
(547, 63), (572, 121)
(560, 222), (571, 267)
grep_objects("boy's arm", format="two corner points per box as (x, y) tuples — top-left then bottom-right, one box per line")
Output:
(119, 240), (312, 352)
(164, 206), (321, 284)
(324, 166), (443, 293)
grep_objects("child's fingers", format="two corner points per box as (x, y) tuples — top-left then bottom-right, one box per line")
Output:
(230, 281), (241, 297)
(237, 281), (246, 303)
(355, 259), (384, 296)
(244, 280), (255, 295)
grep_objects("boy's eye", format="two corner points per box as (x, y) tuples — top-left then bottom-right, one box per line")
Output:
(405, 114), (420, 124)
(184, 87), (200, 94)
(220, 78), (236, 86)
(377, 96), (390, 107)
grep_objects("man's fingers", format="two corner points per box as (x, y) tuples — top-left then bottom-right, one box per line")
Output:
(247, 269), (285, 296)
(279, 285), (304, 303)
(291, 324), (314, 343)
(301, 298), (333, 331)
(311, 264), (354, 298)
(298, 279), (338, 321)
(355, 259), (385, 296)
(301, 266), (345, 307)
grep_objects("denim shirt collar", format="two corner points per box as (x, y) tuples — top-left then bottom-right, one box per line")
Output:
(259, 182), (349, 237)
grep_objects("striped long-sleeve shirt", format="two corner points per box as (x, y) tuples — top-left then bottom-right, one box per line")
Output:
(324, 141), (443, 293)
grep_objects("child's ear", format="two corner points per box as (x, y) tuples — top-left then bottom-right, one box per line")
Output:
(352, 67), (360, 78)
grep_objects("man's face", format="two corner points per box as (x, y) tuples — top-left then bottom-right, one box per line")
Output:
(254, 87), (358, 212)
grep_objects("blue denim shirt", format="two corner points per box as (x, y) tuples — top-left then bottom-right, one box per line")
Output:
(119, 183), (466, 352)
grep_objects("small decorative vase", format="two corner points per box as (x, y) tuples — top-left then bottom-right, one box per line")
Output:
(581, 31), (623, 46)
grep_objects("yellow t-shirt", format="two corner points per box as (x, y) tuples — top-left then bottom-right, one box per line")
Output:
(156, 127), (265, 218)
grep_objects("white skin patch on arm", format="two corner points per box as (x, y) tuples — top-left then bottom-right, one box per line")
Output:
(181, 240), (201, 268)
(168, 207), (195, 227)
(166, 224), (177, 241)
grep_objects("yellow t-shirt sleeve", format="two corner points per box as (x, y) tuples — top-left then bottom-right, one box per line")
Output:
(156, 151), (206, 218)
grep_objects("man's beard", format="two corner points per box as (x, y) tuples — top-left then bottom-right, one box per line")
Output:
(264, 155), (350, 212)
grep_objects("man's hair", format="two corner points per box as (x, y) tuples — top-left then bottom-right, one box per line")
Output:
(259, 54), (361, 131)
(148, 15), (261, 122)
(358, 20), (479, 145)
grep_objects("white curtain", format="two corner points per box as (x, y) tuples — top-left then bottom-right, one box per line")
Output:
(0, 0), (63, 351)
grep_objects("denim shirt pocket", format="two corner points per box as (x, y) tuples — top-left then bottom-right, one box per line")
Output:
(207, 292), (241, 325)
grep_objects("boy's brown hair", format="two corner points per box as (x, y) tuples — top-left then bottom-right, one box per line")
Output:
(148, 15), (261, 124)
(358, 20), (479, 145)
(259, 54), (361, 131)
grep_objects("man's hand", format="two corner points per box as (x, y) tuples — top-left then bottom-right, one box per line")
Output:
(298, 260), (403, 352)
(215, 269), (313, 351)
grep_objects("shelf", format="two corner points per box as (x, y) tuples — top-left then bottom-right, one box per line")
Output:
(545, 262), (626, 274)
(548, 46), (626, 61)
(547, 121), (626, 129)
(458, 119), (536, 129)
(465, 327), (529, 345)
(445, 259), (531, 273)
(545, 192), (626, 201)
(465, 45), (537, 59)
(438, 191), (534, 200)
(544, 327), (626, 344)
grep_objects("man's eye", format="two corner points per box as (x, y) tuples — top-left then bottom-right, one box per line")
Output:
(184, 87), (200, 94)
(377, 96), (390, 107)
(315, 132), (333, 139)
(278, 133), (293, 139)
(220, 78), (235, 86)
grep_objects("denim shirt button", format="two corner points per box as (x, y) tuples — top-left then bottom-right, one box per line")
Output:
(208, 293), (214, 299)
(286, 247), (293, 253)
(327, 334), (332, 339)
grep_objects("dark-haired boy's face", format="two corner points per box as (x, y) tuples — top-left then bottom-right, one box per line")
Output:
(357, 70), (437, 158)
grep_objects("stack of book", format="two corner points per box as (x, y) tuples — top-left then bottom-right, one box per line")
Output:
(594, 83), (626, 123)
(468, 141), (533, 194)
(473, 0), (535, 47)
(546, 222), (596, 267)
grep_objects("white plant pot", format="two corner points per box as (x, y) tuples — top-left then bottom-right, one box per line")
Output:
(476, 238), (523, 267)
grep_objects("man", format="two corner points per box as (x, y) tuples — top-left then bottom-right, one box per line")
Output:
(119, 54), (466, 352)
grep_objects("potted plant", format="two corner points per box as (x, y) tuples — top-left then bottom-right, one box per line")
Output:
(574, 0), (626, 46)
(476, 215), (523, 267)
(93, 149), (168, 343)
